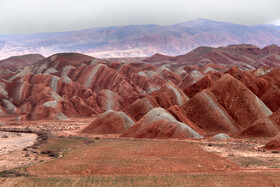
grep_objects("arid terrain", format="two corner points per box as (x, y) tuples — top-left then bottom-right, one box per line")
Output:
(0, 44), (280, 186)
(1, 19), (280, 59)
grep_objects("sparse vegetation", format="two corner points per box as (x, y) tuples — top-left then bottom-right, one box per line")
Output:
(1, 136), (280, 186)
(0, 169), (30, 178)
(1, 134), (8, 138)
(5, 173), (280, 186)
(40, 150), (60, 158)
(238, 157), (264, 168)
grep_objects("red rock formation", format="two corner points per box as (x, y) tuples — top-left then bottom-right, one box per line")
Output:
(82, 110), (135, 134)
(144, 53), (173, 63)
(30, 100), (70, 120)
(0, 54), (45, 71)
(199, 63), (228, 73)
(264, 133), (280, 150)
(270, 109), (280, 128)
(182, 90), (239, 134)
(225, 66), (271, 98)
(106, 61), (123, 70)
(209, 74), (272, 129)
(252, 66), (273, 77)
(73, 64), (139, 102)
(124, 81), (188, 121)
(240, 118), (279, 137)
(157, 67), (182, 85)
(167, 105), (206, 135)
(172, 46), (259, 69)
(259, 54), (280, 67)
(33, 53), (94, 73)
(96, 89), (127, 112)
(224, 44), (262, 55)
(121, 108), (203, 139)
(0, 49), (279, 141)
(129, 62), (157, 72)
(119, 65), (159, 94)
(145, 71), (165, 86)
(150, 82), (189, 108)
(183, 72), (222, 98)
(68, 96), (96, 116)
(260, 86), (280, 112)
(125, 96), (159, 121)
(259, 68), (280, 112)
(261, 44), (280, 54)
(178, 70), (204, 89)
(183, 65), (199, 73)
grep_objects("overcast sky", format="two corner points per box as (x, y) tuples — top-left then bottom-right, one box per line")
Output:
(0, 0), (280, 35)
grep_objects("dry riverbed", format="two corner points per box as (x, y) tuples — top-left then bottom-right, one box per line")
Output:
(0, 131), (44, 171)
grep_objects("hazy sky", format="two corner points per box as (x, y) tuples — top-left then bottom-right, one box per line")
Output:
(0, 0), (280, 34)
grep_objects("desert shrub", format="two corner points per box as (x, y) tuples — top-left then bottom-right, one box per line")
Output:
(1, 134), (8, 138)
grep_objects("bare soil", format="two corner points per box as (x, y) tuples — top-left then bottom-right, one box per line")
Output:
(198, 138), (280, 169)
(0, 117), (280, 186)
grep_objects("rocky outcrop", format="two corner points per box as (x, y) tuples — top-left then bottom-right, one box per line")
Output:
(264, 133), (280, 150)
(240, 118), (279, 137)
(82, 110), (135, 134)
(121, 108), (203, 139)
(209, 74), (272, 129)
(182, 90), (239, 134)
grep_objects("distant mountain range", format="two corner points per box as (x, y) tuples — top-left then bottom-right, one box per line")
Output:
(1, 18), (280, 59)
(144, 44), (280, 69)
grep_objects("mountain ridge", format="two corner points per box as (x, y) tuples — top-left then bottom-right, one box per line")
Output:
(1, 19), (280, 59)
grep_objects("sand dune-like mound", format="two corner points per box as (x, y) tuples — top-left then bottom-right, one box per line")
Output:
(144, 70), (165, 86)
(260, 68), (280, 112)
(121, 108), (203, 139)
(96, 89), (127, 112)
(30, 100), (69, 120)
(211, 133), (231, 141)
(270, 109), (280, 127)
(32, 53), (94, 73)
(0, 54), (45, 71)
(126, 96), (159, 121)
(1, 99), (21, 114)
(240, 118), (279, 137)
(169, 44), (276, 69)
(158, 67), (182, 85)
(225, 66), (270, 97)
(0, 48), (279, 143)
(183, 72), (222, 98)
(182, 90), (239, 134)
(178, 70), (204, 89)
(119, 65), (159, 94)
(5, 74), (97, 119)
(260, 85), (280, 113)
(126, 82), (189, 121)
(167, 105), (206, 135)
(68, 96), (96, 116)
(144, 53), (173, 63)
(150, 82), (189, 108)
(210, 74), (272, 129)
(252, 66), (273, 77)
(73, 64), (139, 102)
(264, 133), (280, 150)
(82, 110), (135, 134)
(199, 63), (228, 73)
